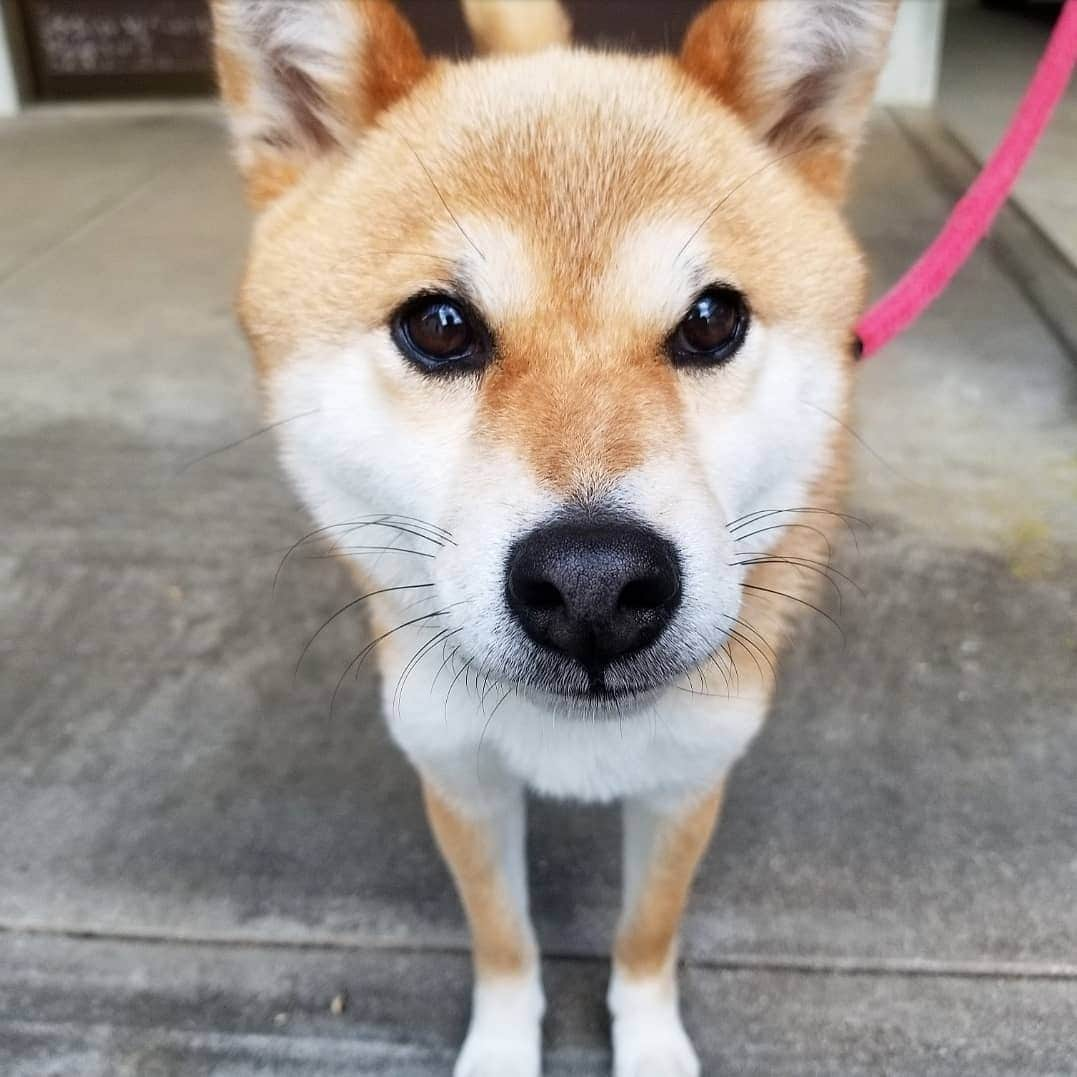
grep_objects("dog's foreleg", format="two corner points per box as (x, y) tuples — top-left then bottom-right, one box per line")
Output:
(421, 767), (543, 1077)
(609, 783), (725, 1077)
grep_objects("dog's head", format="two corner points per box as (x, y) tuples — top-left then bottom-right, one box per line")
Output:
(213, 0), (895, 710)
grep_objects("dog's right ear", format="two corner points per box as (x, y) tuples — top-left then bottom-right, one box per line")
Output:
(680, 0), (898, 201)
(211, 1), (428, 208)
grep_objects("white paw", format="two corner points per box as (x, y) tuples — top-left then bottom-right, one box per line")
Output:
(454, 976), (544, 1077)
(453, 1027), (541, 1077)
(609, 970), (700, 1077)
(612, 1012), (700, 1077)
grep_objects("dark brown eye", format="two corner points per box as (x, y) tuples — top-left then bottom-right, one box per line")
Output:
(669, 287), (749, 366)
(392, 293), (489, 373)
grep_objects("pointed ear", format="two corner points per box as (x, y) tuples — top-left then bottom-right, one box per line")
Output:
(680, 0), (898, 200)
(211, 1), (428, 208)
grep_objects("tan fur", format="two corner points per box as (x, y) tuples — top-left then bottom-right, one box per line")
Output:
(615, 786), (726, 979)
(238, 53), (863, 478)
(211, 0), (429, 208)
(422, 779), (535, 977)
(462, 0), (571, 54)
(214, 42), (252, 110)
(680, 0), (762, 125)
(232, 44), (864, 692)
(681, 0), (898, 200)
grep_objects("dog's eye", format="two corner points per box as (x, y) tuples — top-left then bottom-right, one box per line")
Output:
(392, 294), (489, 374)
(668, 287), (749, 366)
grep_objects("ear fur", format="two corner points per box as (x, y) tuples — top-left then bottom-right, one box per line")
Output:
(212, 0), (428, 208)
(681, 0), (899, 200)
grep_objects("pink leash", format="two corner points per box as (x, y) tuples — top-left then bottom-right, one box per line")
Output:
(856, 0), (1077, 359)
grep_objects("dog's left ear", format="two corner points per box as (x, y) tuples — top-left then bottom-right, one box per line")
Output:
(211, 1), (428, 208)
(680, 0), (899, 200)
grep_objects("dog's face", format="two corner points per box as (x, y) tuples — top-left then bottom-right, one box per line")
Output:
(214, 1), (894, 710)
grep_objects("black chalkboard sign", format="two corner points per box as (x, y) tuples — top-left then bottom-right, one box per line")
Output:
(20, 0), (214, 98)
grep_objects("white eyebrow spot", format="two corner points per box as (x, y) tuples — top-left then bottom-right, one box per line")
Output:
(446, 217), (538, 323)
(600, 219), (718, 327)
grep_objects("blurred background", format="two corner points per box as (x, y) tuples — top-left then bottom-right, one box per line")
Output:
(1, 2), (1075, 1075)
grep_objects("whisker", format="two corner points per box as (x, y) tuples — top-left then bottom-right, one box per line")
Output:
(677, 145), (815, 259)
(295, 583), (435, 679)
(801, 399), (917, 488)
(307, 545), (437, 560)
(720, 642), (740, 695)
(431, 643), (463, 697)
(728, 507), (868, 551)
(724, 626), (776, 684)
(384, 515), (456, 543)
(330, 609), (450, 718)
(734, 556), (845, 609)
(400, 136), (486, 263)
(476, 677), (511, 771)
(722, 615), (781, 668)
(731, 521), (834, 562)
(394, 627), (463, 714)
(275, 515), (453, 589)
(328, 517), (452, 548)
(176, 409), (319, 476)
(444, 656), (476, 721)
(367, 249), (459, 265)
(742, 583), (846, 647)
(735, 554), (865, 598)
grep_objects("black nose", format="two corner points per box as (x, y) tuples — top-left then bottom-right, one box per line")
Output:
(506, 519), (681, 676)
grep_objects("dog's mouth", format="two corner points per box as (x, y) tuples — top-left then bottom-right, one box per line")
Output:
(497, 649), (713, 714)
(446, 625), (729, 717)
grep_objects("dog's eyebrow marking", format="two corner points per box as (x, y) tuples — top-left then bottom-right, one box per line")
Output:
(600, 219), (711, 328)
(448, 219), (538, 324)
(400, 134), (487, 263)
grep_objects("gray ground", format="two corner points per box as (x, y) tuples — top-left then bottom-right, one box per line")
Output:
(1, 105), (1075, 1076)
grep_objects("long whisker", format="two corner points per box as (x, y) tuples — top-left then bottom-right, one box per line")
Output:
(735, 554), (865, 598)
(801, 399), (917, 488)
(721, 615), (781, 668)
(295, 583), (435, 679)
(721, 641), (741, 695)
(394, 627), (463, 713)
(330, 609), (450, 718)
(176, 409), (320, 476)
(275, 515), (452, 589)
(307, 545), (437, 560)
(401, 136), (486, 263)
(731, 521), (834, 562)
(728, 507), (868, 551)
(742, 583), (846, 646)
(444, 656), (476, 720)
(327, 517), (453, 548)
(432, 643), (463, 697)
(724, 625), (776, 684)
(734, 556), (845, 609)
(367, 249), (459, 265)
(677, 145), (815, 258)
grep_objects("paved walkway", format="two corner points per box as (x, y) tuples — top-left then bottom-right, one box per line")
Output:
(1, 105), (1075, 1075)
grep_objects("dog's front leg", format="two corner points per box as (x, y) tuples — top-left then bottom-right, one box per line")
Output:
(421, 766), (543, 1077)
(609, 783), (725, 1077)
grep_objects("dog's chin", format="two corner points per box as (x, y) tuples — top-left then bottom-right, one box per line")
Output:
(520, 680), (667, 715)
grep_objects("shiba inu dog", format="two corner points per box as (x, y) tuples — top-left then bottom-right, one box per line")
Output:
(210, 1), (897, 1073)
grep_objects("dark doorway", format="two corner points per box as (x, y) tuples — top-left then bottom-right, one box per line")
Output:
(15, 0), (705, 102)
